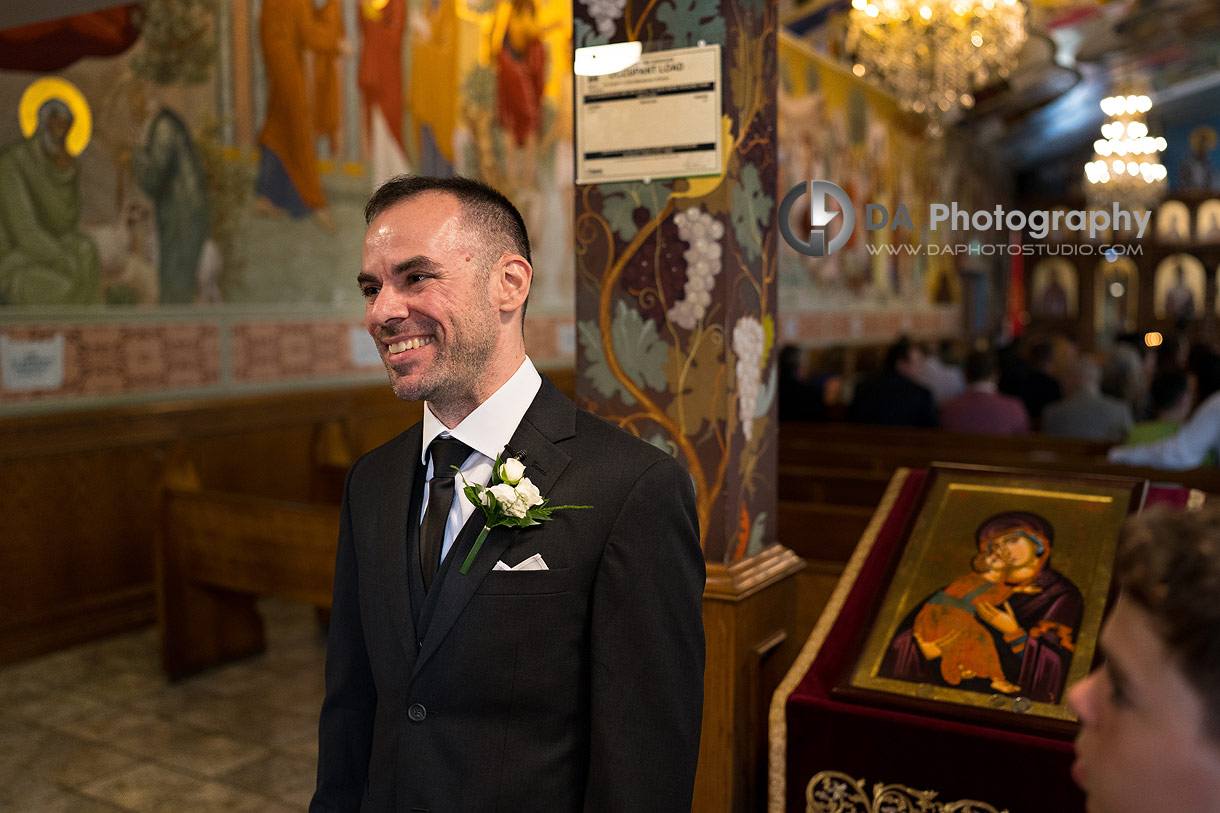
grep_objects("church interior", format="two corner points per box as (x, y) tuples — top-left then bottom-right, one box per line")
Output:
(3, 0), (1220, 810)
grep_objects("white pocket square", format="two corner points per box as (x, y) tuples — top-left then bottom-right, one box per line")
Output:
(493, 553), (549, 571)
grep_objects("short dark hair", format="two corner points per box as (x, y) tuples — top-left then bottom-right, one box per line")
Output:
(1029, 341), (1055, 368)
(365, 175), (531, 263)
(963, 350), (997, 384)
(1116, 505), (1220, 740)
(1149, 369), (1190, 415)
(884, 336), (916, 372)
(364, 175), (532, 320)
(779, 344), (804, 377)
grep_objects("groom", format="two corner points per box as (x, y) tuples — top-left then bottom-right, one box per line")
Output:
(310, 175), (706, 811)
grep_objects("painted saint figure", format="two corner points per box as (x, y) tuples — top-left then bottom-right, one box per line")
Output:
(495, 0), (548, 185)
(408, 0), (458, 176)
(1164, 262), (1196, 321)
(880, 511), (1083, 704)
(358, 0), (409, 186)
(128, 91), (211, 305)
(1179, 126), (1218, 193)
(0, 88), (100, 306)
(312, 0), (345, 157)
(1037, 267), (1069, 318)
(254, 0), (343, 229)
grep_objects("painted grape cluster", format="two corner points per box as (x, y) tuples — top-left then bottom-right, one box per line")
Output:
(731, 316), (764, 441)
(580, 0), (627, 37)
(667, 207), (725, 330)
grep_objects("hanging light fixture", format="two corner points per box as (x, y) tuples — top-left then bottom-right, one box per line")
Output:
(1084, 86), (1167, 211)
(845, 0), (1027, 136)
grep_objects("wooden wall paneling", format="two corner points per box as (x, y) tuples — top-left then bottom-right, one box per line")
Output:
(195, 425), (320, 500)
(0, 444), (160, 664)
(694, 546), (809, 813)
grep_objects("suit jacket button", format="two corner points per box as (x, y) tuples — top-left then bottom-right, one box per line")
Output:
(408, 703), (427, 722)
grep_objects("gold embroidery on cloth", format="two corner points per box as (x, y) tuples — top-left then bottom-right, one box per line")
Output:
(806, 770), (1008, 813)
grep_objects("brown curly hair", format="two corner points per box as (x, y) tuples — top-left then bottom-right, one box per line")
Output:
(1116, 504), (1220, 739)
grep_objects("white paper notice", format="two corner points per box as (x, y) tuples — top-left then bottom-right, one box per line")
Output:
(576, 44), (722, 184)
(349, 325), (382, 367)
(0, 334), (65, 392)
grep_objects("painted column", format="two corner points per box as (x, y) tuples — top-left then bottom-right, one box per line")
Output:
(572, 0), (779, 565)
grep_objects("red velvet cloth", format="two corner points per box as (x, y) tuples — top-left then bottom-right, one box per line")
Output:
(0, 6), (139, 72)
(783, 472), (1195, 812)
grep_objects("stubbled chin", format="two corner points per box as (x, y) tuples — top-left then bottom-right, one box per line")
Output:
(387, 373), (427, 402)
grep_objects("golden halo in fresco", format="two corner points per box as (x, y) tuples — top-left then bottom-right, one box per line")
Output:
(18, 76), (93, 157)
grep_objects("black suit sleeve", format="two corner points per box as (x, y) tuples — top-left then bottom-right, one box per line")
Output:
(918, 388), (939, 428)
(311, 469), (376, 812)
(583, 456), (706, 812)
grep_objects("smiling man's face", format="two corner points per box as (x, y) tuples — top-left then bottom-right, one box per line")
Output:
(359, 191), (501, 418)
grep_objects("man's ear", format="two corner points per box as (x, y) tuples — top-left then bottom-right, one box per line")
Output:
(495, 254), (532, 313)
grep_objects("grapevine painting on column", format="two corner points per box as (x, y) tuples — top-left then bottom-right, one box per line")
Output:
(573, 0), (778, 563)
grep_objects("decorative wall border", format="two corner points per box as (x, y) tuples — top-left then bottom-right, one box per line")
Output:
(0, 312), (577, 414)
(777, 306), (960, 347)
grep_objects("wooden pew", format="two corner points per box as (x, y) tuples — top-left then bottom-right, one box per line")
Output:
(775, 421), (1220, 563)
(158, 489), (339, 678)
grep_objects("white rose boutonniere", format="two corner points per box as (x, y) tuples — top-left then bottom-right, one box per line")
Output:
(498, 457), (526, 485)
(456, 455), (591, 575)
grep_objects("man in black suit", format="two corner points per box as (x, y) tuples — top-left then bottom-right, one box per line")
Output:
(310, 175), (705, 812)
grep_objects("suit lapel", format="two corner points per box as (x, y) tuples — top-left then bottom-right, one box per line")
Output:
(412, 377), (576, 676)
(373, 424), (422, 666)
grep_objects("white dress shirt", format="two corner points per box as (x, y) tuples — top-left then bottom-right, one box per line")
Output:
(1109, 389), (1220, 470)
(420, 356), (543, 560)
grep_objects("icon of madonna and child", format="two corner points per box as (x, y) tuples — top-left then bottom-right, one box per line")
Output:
(877, 511), (1083, 705)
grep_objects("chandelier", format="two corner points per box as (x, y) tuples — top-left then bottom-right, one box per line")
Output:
(1083, 90), (1167, 211)
(845, 0), (1027, 136)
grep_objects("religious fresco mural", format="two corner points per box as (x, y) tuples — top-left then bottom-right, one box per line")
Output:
(775, 33), (1009, 318)
(0, 0), (576, 407)
(0, 0), (575, 313)
(573, 0), (778, 562)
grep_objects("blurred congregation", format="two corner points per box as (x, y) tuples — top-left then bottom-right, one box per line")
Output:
(779, 330), (1220, 458)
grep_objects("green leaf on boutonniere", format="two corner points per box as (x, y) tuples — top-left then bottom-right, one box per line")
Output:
(457, 454), (592, 575)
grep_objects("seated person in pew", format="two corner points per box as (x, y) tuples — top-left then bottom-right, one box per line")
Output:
(847, 336), (938, 428)
(1043, 357), (1134, 442)
(999, 338), (1062, 427)
(1109, 383), (1220, 470)
(1068, 504), (1220, 813)
(916, 338), (966, 405)
(1126, 368), (1191, 446)
(778, 344), (826, 422)
(938, 349), (1030, 436)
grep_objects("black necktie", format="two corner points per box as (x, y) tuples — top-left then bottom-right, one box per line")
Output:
(420, 437), (472, 592)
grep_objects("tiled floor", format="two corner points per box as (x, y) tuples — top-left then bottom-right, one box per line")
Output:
(0, 600), (325, 811)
